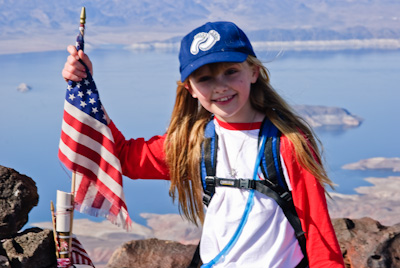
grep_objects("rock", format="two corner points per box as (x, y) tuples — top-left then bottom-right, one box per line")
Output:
(1, 227), (57, 268)
(16, 83), (31, 93)
(106, 238), (197, 268)
(0, 166), (39, 239)
(0, 256), (11, 268)
(293, 105), (363, 128)
(332, 217), (400, 268)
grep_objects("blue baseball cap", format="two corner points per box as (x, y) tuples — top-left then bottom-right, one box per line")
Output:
(179, 21), (256, 82)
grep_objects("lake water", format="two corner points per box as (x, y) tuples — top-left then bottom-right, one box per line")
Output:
(0, 48), (399, 226)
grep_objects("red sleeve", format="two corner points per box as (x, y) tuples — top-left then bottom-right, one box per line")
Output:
(280, 136), (344, 268)
(109, 121), (170, 180)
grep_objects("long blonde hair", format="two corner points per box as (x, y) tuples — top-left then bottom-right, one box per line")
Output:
(164, 56), (333, 225)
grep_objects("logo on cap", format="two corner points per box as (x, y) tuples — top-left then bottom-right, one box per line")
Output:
(190, 30), (221, 55)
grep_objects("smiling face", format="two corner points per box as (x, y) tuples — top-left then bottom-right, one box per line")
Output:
(187, 61), (260, 123)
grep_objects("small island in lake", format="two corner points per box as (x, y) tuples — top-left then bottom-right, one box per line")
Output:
(17, 83), (31, 93)
(293, 105), (363, 128)
(342, 157), (400, 172)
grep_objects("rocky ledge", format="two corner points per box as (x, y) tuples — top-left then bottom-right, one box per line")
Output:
(2, 164), (400, 268)
(105, 218), (400, 268)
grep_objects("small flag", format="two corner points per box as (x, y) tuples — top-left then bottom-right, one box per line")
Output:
(56, 236), (95, 268)
(58, 64), (132, 230)
(71, 236), (95, 267)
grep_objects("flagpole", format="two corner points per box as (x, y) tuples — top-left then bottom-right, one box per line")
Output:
(50, 201), (60, 259)
(69, 172), (76, 259)
(69, 6), (86, 260)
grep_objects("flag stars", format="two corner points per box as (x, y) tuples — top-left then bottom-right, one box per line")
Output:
(66, 76), (104, 122)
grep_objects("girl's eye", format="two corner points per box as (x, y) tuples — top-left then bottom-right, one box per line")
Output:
(225, 68), (238, 75)
(198, 76), (212, 82)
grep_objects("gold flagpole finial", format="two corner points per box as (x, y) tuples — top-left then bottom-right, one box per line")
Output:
(80, 7), (86, 25)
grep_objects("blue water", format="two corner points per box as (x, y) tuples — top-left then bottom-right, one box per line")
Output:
(0, 48), (399, 227)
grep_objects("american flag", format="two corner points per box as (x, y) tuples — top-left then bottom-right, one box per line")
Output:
(58, 64), (132, 230)
(71, 236), (95, 267)
(56, 236), (95, 267)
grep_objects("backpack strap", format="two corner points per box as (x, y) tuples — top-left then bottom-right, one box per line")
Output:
(259, 118), (288, 189)
(201, 119), (218, 206)
(258, 120), (307, 259)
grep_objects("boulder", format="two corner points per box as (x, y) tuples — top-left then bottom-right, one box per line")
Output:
(1, 227), (57, 268)
(106, 238), (197, 268)
(332, 217), (400, 268)
(0, 166), (38, 239)
(0, 256), (11, 268)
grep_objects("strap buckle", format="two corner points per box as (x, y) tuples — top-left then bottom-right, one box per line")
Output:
(205, 176), (216, 186)
(239, 179), (255, 189)
(280, 191), (293, 202)
(203, 194), (211, 206)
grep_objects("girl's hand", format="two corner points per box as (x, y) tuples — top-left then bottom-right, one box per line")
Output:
(62, 45), (93, 82)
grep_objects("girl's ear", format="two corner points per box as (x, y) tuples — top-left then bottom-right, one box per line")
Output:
(250, 65), (260, 84)
(185, 83), (197, 98)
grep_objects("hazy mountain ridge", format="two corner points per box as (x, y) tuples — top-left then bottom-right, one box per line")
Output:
(0, 0), (399, 54)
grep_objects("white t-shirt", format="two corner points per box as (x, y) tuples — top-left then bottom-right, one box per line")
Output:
(200, 119), (304, 268)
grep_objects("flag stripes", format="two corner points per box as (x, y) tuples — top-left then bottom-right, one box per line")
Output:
(71, 237), (95, 267)
(58, 70), (131, 230)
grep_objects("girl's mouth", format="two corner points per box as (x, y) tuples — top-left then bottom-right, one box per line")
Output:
(214, 95), (235, 103)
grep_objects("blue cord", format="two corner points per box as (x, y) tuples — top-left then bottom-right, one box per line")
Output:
(201, 190), (255, 268)
(201, 134), (268, 267)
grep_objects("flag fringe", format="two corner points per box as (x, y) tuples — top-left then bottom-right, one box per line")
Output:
(74, 203), (132, 231)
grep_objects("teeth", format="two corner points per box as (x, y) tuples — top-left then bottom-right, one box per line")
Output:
(217, 96), (232, 102)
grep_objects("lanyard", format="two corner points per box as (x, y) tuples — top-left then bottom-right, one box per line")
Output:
(201, 132), (268, 268)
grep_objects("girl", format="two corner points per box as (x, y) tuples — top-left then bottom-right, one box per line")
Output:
(62, 21), (345, 268)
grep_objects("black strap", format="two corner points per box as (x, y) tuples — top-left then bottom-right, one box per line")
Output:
(187, 244), (201, 268)
(254, 181), (307, 258)
(262, 132), (289, 190)
(202, 177), (308, 262)
(259, 126), (307, 259)
(208, 176), (256, 189)
(205, 178), (305, 242)
(202, 135), (218, 206)
(295, 257), (309, 268)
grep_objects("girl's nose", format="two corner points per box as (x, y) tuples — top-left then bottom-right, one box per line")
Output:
(213, 77), (228, 93)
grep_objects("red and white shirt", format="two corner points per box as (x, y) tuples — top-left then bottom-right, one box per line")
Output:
(109, 118), (345, 268)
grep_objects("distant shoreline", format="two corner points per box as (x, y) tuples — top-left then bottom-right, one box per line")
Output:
(1, 36), (399, 56)
(126, 38), (400, 52)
